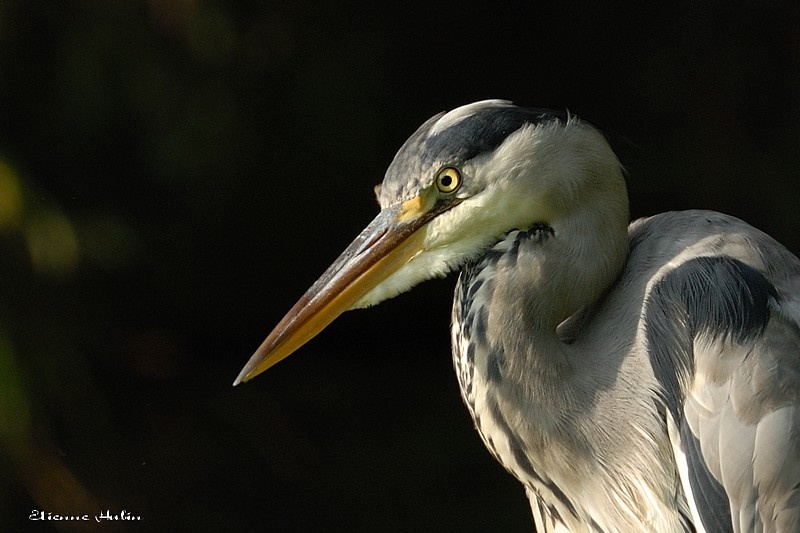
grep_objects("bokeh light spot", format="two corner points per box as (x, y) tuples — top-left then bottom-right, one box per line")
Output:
(0, 160), (23, 233)
(24, 211), (80, 278)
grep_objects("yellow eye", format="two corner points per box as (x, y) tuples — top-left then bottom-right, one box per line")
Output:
(435, 167), (462, 194)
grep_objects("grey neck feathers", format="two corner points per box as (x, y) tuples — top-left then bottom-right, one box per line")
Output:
(484, 174), (629, 389)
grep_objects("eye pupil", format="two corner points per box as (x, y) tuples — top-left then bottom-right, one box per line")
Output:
(440, 175), (452, 187)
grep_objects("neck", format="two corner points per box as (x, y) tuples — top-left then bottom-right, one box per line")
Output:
(481, 196), (629, 386)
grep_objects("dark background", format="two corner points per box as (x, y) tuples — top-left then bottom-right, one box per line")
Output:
(1, 1), (799, 531)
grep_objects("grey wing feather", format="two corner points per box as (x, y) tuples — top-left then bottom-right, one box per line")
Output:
(683, 313), (800, 532)
(642, 214), (800, 531)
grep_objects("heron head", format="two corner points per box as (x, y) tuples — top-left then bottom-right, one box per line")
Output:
(234, 99), (627, 384)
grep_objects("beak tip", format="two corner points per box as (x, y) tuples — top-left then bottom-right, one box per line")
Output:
(233, 349), (272, 387)
(232, 361), (257, 386)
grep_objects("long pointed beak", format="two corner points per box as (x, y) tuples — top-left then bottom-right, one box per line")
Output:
(234, 193), (444, 385)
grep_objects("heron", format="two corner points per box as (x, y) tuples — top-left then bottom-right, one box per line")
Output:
(234, 100), (800, 531)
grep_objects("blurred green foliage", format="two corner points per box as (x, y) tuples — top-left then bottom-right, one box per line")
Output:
(0, 1), (799, 531)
